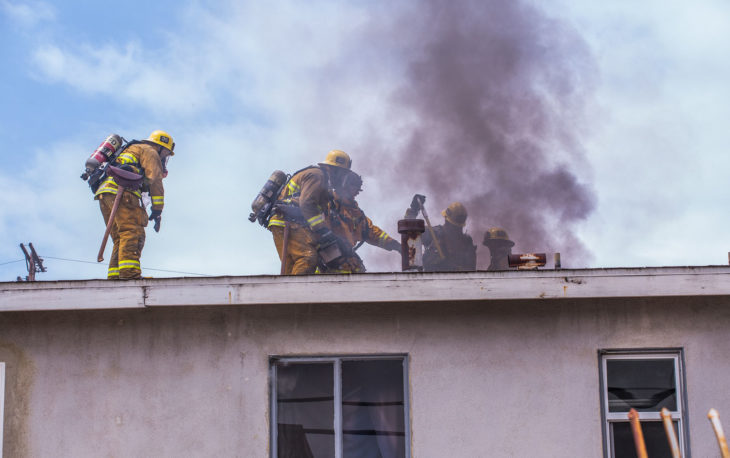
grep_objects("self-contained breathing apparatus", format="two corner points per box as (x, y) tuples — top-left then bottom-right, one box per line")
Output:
(248, 170), (289, 226)
(249, 166), (353, 270)
(80, 134), (145, 194)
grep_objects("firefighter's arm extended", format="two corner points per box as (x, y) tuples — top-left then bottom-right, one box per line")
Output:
(139, 145), (165, 231)
(363, 215), (400, 251)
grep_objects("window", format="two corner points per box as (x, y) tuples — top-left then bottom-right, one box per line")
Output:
(599, 350), (688, 458)
(270, 356), (409, 458)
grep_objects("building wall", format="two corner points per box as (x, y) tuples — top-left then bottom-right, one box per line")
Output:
(1, 296), (729, 457)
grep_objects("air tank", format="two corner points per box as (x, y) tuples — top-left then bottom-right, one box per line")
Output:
(249, 170), (288, 224)
(81, 134), (123, 181)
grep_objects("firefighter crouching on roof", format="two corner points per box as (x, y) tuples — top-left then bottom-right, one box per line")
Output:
(268, 150), (354, 275)
(95, 130), (174, 279)
(422, 202), (477, 272)
(483, 227), (515, 271)
(321, 171), (401, 273)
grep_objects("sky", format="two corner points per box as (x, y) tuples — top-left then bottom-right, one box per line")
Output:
(1, 0), (729, 281)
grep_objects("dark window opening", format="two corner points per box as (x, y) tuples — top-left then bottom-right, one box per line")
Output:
(273, 357), (408, 458)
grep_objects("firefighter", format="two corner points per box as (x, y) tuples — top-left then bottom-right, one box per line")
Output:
(268, 149), (354, 275)
(321, 171), (401, 273)
(483, 227), (515, 271)
(95, 130), (174, 279)
(422, 202), (477, 272)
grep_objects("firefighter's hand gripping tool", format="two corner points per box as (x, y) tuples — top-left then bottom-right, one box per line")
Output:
(416, 196), (445, 260)
(409, 194), (426, 214)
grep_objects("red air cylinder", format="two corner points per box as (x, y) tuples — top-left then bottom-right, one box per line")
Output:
(82, 134), (123, 180)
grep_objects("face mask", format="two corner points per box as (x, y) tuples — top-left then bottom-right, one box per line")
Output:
(161, 154), (170, 178)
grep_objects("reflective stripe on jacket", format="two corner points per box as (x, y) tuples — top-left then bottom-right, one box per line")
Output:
(94, 142), (165, 211)
(268, 167), (329, 230)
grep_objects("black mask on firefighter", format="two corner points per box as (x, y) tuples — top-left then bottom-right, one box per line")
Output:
(326, 166), (349, 193)
(160, 150), (172, 178)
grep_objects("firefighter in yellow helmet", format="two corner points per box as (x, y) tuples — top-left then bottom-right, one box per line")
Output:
(95, 130), (175, 279)
(320, 171), (401, 273)
(483, 227), (515, 271)
(268, 150), (355, 275)
(422, 201), (477, 272)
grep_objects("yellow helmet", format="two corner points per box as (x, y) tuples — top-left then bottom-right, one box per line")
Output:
(319, 149), (351, 170)
(442, 202), (467, 227)
(483, 227), (515, 247)
(148, 130), (175, 155)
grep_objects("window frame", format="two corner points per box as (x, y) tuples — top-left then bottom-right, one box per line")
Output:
(269, 354), (410, 458)
(598, 348), (690, 458)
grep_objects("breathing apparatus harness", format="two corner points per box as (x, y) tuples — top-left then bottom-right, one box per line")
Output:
(250, 165), (330, 228)
(82, 136), (146, 194)
(250, 165), (355, 270)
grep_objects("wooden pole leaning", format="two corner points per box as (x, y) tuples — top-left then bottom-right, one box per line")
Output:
(97, 186), (126, 262)
(628, 408), (649, 458)
(709, 408), (730, 458)
(96, 166), (144, 263)
(660, 407), (681, 458)
(280, 221), (290, 275)
(418, 201), (445, 260)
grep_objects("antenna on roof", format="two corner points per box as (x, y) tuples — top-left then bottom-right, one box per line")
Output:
(17, 243), (47, 282)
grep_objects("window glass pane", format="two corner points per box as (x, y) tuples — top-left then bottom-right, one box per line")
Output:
(277, 362), (335, 458)
(611, 421), (678, 458)
(342, 360), (406, 458)
(607, 359), (676, 412)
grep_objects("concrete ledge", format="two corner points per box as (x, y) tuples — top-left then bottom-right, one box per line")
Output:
(1, 266), (730, 312)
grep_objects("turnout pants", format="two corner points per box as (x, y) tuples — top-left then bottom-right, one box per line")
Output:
(98, 192), (147, 279)
(270, 223), (318, 275)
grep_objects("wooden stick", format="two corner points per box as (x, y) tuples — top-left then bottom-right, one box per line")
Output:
(709, 408), (730, 458)
(418, 201), (445, 260)
(97, 187), (125, 263)
(628, 408), (649, 458)
(661, 407), (681, 458)
(280, 222), (290, 275)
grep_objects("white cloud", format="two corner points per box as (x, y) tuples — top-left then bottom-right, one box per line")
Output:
(31, 41), (215, 115)
(0, 0), (54, 28)
(547, 0), (730, 267)
(28, 0), (372, 120)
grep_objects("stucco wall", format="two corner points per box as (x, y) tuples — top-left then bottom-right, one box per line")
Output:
(1, 295), (729, 457)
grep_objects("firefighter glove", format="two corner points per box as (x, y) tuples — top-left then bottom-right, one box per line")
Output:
(149, 209), (162, 233)
(409, 194), (426, 214)
(385, 239), (401, 252)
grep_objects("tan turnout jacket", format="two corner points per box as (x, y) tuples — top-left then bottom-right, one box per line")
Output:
(95, 142), (165, 212)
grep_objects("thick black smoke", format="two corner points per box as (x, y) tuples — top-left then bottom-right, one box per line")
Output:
(357, 0), (598, 269)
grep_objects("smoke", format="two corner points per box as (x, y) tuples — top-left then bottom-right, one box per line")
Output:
(356, 0), (598, 269)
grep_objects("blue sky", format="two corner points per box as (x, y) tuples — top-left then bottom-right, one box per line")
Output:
(1, 0), (729, 281)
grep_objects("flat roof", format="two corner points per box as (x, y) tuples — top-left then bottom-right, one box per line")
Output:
(2, 266), (730, 312)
